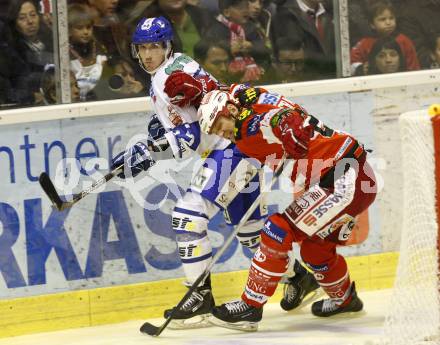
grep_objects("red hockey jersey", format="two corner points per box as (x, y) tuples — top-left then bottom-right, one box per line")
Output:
(234, 104), (365, 189)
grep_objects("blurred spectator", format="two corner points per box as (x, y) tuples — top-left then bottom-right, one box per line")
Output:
(262, 36), (323, 84)
(0, 18), (13, 106)
(0, 1), (9, 21)
(39, 0), (53, 28)
(6, 0), (54, 106)
(197, 0), (220, 14)
(137, 0), (213, 57)
(112, 58), (144, 95)
(399, 0), (440, 69)
(119, 1), (154, 29)
(350, 0), (419, 76)
(194, 39), (232, 83)
(348, 0), (373, 47)
(348, 0), (408, 47)
(247, 0), (272, 51)
(38, 64), (81, 104)
(367, 36), (406, 75)
(89, 0), (119, 24)
(206, 0), (269, 83)
(87, 0), (132, 63)
(68, 3), (108, 101)
(272, 36), (306, 83)
(0, 18), (12, 106)
(427, 33), (440, 69)
(272, 0), (336, 79)
(94, 57), (145, 99)
(0, 75), (10, 105)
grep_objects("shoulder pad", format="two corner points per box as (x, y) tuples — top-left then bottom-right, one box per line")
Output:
(269, 108), (292, 128)
(165, 54), (194, 75)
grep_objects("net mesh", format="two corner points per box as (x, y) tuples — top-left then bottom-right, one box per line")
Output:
(383, 110), (440, 345)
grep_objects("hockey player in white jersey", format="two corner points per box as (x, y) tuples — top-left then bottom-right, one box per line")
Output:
(110, 16), (317, 329)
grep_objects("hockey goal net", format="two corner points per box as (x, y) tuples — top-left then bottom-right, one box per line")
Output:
(383, 106), (440, 345)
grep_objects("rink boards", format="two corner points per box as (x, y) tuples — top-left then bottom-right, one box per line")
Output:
(0, 70), (439, 337)
(0, 252), (397, 338)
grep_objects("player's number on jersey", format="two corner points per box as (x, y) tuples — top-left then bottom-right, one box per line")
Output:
(262, 93), (280, 105)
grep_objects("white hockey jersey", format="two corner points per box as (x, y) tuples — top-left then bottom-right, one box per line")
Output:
(150, 53), (230, 159)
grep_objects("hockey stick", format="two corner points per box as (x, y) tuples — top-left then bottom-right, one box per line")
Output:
(38, 165), (123, 211)
(140, 154), (287, 337)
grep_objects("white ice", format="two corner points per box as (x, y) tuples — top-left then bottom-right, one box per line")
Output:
(0, 289), (391, 345)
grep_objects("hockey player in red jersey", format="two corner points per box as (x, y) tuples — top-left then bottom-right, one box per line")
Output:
(197, 89), (377, 331)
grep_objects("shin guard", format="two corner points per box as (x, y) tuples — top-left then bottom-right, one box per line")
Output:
(302, 243), (351, 303)
(242, 214), (294, 307)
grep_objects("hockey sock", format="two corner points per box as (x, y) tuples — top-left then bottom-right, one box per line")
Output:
(241, 214), (294, 307)
(241, 243), (288, 307)
(308, 254), (351, 304)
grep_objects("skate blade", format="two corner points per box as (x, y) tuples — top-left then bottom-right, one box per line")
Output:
(167, 313), (213, 330)
(324, 309), (367, 318)
(209, 316), (258, 332)
(300, 288), (324, 308)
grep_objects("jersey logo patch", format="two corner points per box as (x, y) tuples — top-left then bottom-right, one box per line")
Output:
(235, 109), (254, 140)
(260, 92), (281, 105)
(240, 88), (259, 105)
(269, 108), (291, 128)
(247, 116), (260, 136)
(165, 55), (193, 75)
(238, 108), (253, 121)
(191, 166), (214, 193)
(262, 219), (286, 244)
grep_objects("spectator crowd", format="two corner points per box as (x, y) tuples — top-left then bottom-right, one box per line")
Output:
(0, 0), (438, 109)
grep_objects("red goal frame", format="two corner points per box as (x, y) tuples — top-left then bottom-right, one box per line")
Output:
(432, 114), (440, 276)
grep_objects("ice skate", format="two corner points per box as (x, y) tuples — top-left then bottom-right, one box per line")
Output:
(312, 282), (363, 317)
(210, 300), (263, 332)
(164, 278), (215, 329)
(280, 261), (320, 311)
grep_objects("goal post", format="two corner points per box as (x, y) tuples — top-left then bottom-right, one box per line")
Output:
(383, 104), (440, 345)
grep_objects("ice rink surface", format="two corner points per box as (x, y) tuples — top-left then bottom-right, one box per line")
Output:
(0, 289), (392, 345)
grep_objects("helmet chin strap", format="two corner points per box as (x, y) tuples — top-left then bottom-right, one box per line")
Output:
(138, 41), (173, 75)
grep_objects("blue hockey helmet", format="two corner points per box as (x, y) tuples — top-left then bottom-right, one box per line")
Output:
(132, 16), (174, 45)
(131, 16), (174, 74)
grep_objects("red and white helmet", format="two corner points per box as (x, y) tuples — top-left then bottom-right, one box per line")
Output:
(198, 90), (237, 134)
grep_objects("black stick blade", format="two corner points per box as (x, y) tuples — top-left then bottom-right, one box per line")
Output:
(139, 322), (162, 336)
(39, 173), (64, 211)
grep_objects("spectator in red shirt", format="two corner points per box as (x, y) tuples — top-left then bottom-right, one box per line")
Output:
(350, 0), (420, 76)
(205, 0), (269, 83)
(367, 36), (406, 75)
